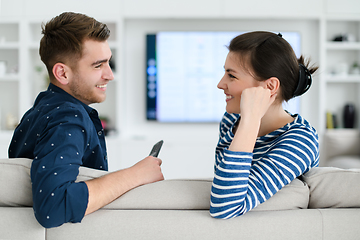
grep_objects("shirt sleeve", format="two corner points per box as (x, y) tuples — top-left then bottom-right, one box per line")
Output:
(210, 126), (319, 219)
(31, 106), (90, 228)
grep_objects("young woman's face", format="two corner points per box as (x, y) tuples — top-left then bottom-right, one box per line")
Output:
(217, 52), (262, 114)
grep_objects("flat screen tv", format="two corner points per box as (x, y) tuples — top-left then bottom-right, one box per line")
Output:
(146, 31), (301, 122)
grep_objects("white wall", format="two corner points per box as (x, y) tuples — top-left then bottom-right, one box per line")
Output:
(0, 0), (352, 179)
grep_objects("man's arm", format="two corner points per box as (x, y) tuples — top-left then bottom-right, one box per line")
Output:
(28, 104), (163, 227)
(84, 156), (163, 215)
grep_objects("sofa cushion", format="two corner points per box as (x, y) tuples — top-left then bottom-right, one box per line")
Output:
(301, 167), (360, 208)
(103, 177), (309, 211)
(0, 158), (107, 207)
(253, 178), (309, 211)
(0, 158), (309, 211)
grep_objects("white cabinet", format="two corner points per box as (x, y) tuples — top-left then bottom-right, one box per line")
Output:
(319, 16), (360, 133)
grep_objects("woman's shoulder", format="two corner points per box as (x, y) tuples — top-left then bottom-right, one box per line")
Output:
(279, 113), (319, 145)
(290, 114), (317, 133)
(261, 113), (318, 144)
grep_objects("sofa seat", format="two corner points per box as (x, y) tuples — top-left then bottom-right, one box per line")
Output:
(49, 209), (324, 240)
(0, 208), (45, 239)
(2, 207), (360, 240)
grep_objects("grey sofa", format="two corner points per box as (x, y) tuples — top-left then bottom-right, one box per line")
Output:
(1, 158), (360, 240)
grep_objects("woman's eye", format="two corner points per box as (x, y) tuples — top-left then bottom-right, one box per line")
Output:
(228, 73), (236, 79)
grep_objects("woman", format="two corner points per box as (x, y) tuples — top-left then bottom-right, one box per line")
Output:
(210, 31), (319, 219)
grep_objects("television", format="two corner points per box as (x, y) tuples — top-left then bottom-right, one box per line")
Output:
(146, 31), (301, 122)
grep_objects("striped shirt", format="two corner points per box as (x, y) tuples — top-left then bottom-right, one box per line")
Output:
(210, 112), (319, 219)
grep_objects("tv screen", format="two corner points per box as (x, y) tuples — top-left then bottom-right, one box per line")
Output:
(146, 31), (301, 122)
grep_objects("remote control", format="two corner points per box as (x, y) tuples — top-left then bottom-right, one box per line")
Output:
(149, 140), (164, 157)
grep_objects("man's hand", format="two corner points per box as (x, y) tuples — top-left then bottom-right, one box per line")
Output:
(128, 156), (164, 187)
(84, 156), (164, 215)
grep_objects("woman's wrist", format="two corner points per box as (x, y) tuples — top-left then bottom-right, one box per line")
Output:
(229, 117), (260, 152)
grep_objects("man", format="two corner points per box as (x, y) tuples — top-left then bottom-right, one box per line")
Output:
(8, 12), (164, 228)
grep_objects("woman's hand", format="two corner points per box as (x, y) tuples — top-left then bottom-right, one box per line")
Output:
(240, 86), (277, 121)
(229, 86), (277, 152)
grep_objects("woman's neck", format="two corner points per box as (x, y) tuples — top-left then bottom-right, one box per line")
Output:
(257, 103), (294, 137)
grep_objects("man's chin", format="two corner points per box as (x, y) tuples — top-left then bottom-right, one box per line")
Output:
(95, 93), (107, 103)
(87, 96), (106, 105)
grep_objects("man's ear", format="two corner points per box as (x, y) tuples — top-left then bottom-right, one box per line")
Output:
(265, 77), (280, 95)
(52, 63), (70, 85)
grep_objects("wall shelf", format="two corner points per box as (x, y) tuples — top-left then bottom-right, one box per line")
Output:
(326, 42), (360, 50)
(0, 74), (19, 81)
(319, 17), (360, 133)
(326, 75), (360, 82)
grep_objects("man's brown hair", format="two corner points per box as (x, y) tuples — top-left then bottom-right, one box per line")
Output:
(39, 12), (110, 80)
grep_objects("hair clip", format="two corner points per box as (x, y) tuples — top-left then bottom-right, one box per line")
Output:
(277, 33), (283, 38)
(293, 64), (312, 97)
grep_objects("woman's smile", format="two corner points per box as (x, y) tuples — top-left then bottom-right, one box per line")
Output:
(226, 94), (234, 102)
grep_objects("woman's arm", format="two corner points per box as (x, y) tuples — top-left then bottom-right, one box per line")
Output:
(229, 87), (275, 152)
(210, 125), (319, 219)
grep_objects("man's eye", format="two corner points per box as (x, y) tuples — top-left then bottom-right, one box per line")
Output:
(95, 64), (102, 68)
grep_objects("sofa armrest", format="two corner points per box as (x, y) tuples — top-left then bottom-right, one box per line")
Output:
(321, 129), (360, 166)
(301, 167), (360, 208)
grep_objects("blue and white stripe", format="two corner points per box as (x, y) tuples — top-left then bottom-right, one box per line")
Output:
(210, 112), (319, 219)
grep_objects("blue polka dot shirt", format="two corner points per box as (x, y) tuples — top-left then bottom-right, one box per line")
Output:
(8, 83), (108, 228)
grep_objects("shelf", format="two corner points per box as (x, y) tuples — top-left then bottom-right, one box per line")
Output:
(326, 15), (360, 21)
(319, 15), (360, 134)
(0, 74), (19, 81)
(0, 42), (19, 49)
(326, 42), (360, 50)
(326, 75), (360, 83)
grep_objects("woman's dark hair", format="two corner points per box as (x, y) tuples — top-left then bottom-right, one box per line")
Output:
(228, 31), (318, 101)
(39, 12), (110, 80)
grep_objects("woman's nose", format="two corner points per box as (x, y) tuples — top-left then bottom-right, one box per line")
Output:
(217, 76), (226, 89)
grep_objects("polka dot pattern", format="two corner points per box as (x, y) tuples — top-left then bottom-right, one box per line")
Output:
(9, 83), (108, 227)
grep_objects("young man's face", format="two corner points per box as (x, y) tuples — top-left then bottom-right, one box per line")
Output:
(68, 39), (114, 105)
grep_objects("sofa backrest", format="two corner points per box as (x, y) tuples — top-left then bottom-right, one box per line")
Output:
(0, 158), (309, 211)
(2, 158), (360, 212)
